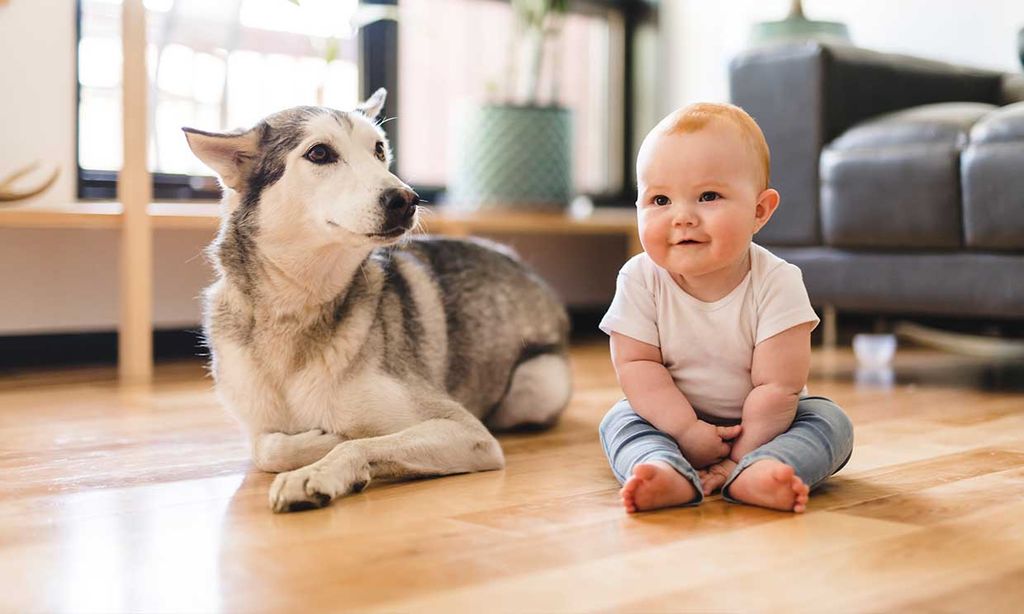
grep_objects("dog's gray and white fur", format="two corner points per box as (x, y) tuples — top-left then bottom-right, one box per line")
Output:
(183, 90), (571, 512)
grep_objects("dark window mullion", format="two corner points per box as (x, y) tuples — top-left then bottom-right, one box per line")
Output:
(360, 0), (400, 174)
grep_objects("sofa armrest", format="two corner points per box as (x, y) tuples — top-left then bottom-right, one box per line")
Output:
(1003, 74), (1024, 104)
(730, 41), (1004, 246)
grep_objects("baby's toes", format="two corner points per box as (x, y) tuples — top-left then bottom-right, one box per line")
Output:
(791, 477), (810, 512)
(794, 496), (808, 512)
(621, 478), (638, 497)
(619, 483), (639, 513)
(792, 476), (809, 496)
(702, 473), (725, 495)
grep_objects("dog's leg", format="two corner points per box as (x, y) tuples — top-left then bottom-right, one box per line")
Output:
(252, 429), (345, 473)
(268, 401), (504, 512)
(486, 353), (572, 431)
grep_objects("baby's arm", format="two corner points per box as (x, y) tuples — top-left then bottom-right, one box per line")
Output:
(729, 322), (814, 462)
(611, 332), (739, 468)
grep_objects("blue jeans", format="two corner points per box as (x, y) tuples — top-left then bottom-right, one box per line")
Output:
(598, 396), (854, 506)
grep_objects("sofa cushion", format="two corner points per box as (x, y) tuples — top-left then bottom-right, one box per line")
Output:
(820, 102), (996, 249)
(962, 102), (1024, 251)
(773, 247), (1024, 318)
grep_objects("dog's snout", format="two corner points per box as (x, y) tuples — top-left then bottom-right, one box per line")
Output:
(380, 188), (419, 231)
(383, 188), (419, 213)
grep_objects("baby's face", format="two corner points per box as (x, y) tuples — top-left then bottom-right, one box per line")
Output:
(635, 121), (774, 281)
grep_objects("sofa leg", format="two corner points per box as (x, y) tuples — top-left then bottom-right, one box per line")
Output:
(822, 304), (838, 350)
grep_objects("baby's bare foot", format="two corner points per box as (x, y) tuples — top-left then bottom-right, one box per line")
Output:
(726, 459), (809, 512)
(698, 459), (737, 495)
(620, 461), (698, 513)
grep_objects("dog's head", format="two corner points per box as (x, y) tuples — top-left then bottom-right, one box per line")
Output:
(183, 89), (418, 247)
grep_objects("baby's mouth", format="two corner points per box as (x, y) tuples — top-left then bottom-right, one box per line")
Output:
(675, 239), (704, 246)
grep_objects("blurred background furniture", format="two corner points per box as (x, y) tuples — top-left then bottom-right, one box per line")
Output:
(731, 41), (1024, 326)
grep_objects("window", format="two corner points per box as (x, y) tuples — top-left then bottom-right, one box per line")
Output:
(76, 0), (649, 202)
(397, 0), (625, 197)
(77, 0), (366, 198)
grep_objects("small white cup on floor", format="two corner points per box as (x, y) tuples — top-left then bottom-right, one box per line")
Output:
(853, 333), (897, 368)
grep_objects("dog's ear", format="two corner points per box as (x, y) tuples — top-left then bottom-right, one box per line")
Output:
(182, 127), (261, 191)
(355, 88), (387, 121)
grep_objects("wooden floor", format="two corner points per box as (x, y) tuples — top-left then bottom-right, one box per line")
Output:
(2, 341), (1024, 613)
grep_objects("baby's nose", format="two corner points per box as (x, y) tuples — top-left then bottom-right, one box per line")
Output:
(673, 206), (699, 225)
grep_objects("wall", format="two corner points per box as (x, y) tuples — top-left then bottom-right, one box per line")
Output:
(0, 0), (76, 205)
(0, 227), (215, 335)
(660, 0), (1024, 118)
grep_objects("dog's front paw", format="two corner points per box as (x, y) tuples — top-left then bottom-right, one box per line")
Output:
(268, 453), (371, 513)
(269, 467), (330, 513)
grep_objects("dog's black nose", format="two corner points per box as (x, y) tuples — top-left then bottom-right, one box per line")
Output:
(381, 188), (419, 225)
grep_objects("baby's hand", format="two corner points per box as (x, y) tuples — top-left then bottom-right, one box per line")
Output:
(675, 420), (742, 469)
(698, 459), (738, 495)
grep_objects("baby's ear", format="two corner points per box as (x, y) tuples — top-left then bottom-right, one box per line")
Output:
(753, 188), (780, 233)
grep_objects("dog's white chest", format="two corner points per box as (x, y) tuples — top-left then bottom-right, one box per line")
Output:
(215, 337), (418, 437)
(283, 364), (419, 437)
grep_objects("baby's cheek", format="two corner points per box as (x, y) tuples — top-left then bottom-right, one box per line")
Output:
(638, 226), (669, 267)
(706, 216), (743, 244)
(638, 218), (661, 248)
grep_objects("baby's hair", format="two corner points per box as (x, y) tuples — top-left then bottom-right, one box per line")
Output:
(651, 102), (770, 190)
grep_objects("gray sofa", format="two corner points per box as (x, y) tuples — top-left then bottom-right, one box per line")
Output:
(730, 42), (1024, 319)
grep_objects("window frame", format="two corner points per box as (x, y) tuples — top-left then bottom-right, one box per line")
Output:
(74, 0), (653, 205)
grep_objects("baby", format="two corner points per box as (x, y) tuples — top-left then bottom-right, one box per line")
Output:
(598, 103), (853, 513)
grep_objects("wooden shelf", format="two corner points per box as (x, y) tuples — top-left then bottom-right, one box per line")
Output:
(0, 201), (639, 238)
(0, 201), (220, 230)
(0, 202), (121, 230)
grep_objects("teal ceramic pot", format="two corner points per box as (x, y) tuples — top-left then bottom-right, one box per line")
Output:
(748, 15), (850, 47)
(449, 104), (573, 210)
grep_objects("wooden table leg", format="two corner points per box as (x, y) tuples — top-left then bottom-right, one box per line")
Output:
(118, 0), (153, 384)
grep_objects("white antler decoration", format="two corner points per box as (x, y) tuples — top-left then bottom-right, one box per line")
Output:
(0, 162), (60, 203)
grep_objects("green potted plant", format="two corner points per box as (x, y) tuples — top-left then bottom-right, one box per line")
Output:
(286, 0), (399, 105)
(449, 0), (573, 211)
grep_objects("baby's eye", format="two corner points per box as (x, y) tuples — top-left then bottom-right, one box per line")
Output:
(698, 191), (721, 202)
(653, 195), (670, 206)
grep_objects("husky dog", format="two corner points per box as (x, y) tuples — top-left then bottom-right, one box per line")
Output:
(183, 90), (572, 513)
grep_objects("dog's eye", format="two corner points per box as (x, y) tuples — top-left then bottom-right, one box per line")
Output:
(375, 141), (386, 162)
(304, 144), (337, 165)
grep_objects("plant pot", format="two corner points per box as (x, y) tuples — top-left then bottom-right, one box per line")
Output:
(449, 104), (573, 211)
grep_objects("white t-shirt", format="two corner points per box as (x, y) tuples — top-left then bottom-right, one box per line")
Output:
(599, 243), (819, 421)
